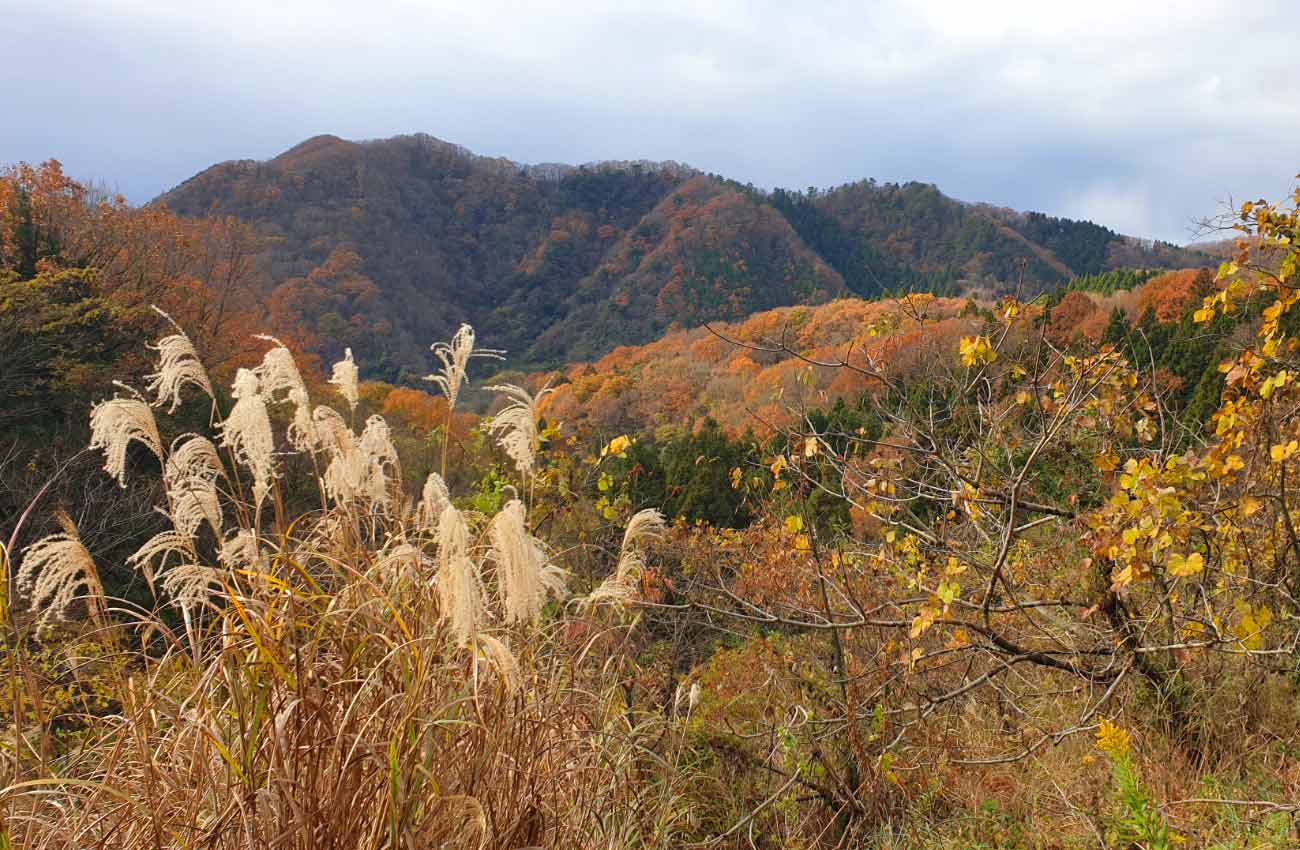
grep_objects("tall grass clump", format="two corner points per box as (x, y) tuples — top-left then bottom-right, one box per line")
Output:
(2, 322), (695, 850)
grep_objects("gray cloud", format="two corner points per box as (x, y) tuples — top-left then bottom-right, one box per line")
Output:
(2, 0), (1297, 242)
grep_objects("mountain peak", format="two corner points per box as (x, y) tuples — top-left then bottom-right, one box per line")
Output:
(270, 134), (361, 170)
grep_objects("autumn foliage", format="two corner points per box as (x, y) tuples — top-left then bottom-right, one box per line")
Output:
(4, 148), (1298, 848)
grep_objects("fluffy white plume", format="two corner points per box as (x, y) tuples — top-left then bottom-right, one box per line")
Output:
(253, 338), (317, 451)
(425, 324), (503, 413)
(616, 508), (667, 578)
(474, 633), (521, 692)
(417, 472), (451, 529)
(359, 415), (399, 509)
(145, 309), (214, 413)
(312, 405), (355, 453)
(166, 434), (224, 482)
(312, 408), (398, 510)
(18, 521), (106, 627)
(441, 554), (487, 647)
(252, 337), (307, 403)
(436, 507), (486, 646)
(89, 390), (164, 487)
(287, 387), (317, 451)
(164, 435), (224, 538)
(170, 487), (220, 540)
(160, 564), (224, 610)
(329, 348), (359, 412)
(488, 499), (566, 625)
(484, 383), (553, 477)
(585, 509), (666, 607)
(220, 529), (261, 569)
(219, 369), (276, 506)
(128, 530), (197, 586)
(313, 406), (364, 505)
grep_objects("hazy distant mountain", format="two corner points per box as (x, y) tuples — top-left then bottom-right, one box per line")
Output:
(159, 132), (1207, 373)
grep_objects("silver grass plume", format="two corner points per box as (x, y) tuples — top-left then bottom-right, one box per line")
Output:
(488, 499), (566, 625)
(425, 324), (503, 413)
(89, 385), (164, 487)
(164, 435), (224, 538)
(128, 530), (197, 587)
(254, 338), (317, 451)
(313, 406), (365, 505)
(329, 347), (359, 413)
(160, 564), (223, 610)
(18, 515), (106, 627)
(358, 415), (399, 509)
(220, 529), (261, 570)
(436, 506), (486, 646)
(585, 508), (665, 607)
(219, 369), (276, 507)
(145, 308), (214, 413)
(484, 383), (553, 477)
(252, 337), (307, 403)
(417, 472), (451, 529)
(474, 633), (521, 692)
(287, 387), (317, 451)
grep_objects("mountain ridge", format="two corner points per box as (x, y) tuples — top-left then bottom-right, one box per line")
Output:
(158, 132), (1209, 374)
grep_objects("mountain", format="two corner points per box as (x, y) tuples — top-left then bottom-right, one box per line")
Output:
(159, 132), (1208, 373)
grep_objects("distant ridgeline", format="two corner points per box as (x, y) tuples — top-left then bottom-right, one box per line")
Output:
(158, 132), (1209, 375)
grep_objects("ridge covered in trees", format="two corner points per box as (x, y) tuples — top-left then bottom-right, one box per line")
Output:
(157, 132), (1210, 372)
(6, 151), (1299, 848)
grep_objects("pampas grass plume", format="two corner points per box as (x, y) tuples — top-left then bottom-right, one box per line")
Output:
(489, 498), (566, 625)
(436, 507), (486, 646)
(475, 633), (521, 692)
(425, 324), (502, 413)
(585, 508), (665, 607)
(90, 386), (164, 487)
(253, 336), (307, 403)
(219, 368), (276, 506)
(164, 434), (225, 538)
(485, 383), (552, 477)
(145, 308), (214, 413)
(18, 514), (106, 627)
(329, 347), (359, 412)
(417, 472), (451, 529)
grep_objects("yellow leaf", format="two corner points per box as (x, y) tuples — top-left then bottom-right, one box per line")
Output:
(1260, 370), (1286, 398)
(1167, 552), (1203, 577)
(1233, 601), (1272, 650)
(784, 515), (804, 535)
(909, 605), (937, 639)
(601, 434), (632, 458)
(1270, 440), (1299, 463)
(958, 335), (996, 368)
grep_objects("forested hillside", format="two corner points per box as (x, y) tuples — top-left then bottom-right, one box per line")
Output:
(159, 132), (1209, 372)
(6, 149), (1300, 848)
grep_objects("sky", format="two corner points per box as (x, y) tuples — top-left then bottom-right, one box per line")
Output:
(2, 0), (1297, 243)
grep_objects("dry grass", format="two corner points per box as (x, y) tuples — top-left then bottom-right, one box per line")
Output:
(2, 326), (695, 850)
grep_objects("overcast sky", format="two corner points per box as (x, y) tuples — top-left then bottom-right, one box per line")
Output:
(2, 0), (1297, 243)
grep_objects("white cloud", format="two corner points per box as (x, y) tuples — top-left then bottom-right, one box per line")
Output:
(1, 0), (1297, 241)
